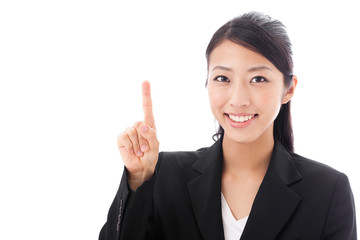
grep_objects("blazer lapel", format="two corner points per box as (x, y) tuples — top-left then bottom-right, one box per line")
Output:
(187, 140), (303, 240)
(241, 142), (303, 240)
(187, 139), (225, 240)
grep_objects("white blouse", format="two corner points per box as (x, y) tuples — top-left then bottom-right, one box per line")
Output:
(221, 193), (248, 240)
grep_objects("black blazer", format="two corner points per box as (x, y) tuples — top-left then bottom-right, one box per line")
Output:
(99, 139), (357, 240)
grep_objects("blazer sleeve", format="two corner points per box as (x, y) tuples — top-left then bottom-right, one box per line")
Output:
(99, 152), (163, 240)
(321, 173), (357, 240)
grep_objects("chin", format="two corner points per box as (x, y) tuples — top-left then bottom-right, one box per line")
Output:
(223, 130), (259, 145)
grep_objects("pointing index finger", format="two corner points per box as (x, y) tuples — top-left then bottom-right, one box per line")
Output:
(142, 81), (155, 128)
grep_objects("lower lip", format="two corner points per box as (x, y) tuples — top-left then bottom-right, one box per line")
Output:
(225, 114), (257, 128)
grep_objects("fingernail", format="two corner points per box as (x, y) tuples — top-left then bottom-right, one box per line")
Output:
(137, 150), (144, 157)
(141, 144), (148, 152)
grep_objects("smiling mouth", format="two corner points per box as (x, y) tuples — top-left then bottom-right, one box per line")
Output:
(226, 113), (258, 123)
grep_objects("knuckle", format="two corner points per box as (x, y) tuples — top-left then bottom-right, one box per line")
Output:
(127, 127), (137, 138)
(117, 132), (128, 143)
(128, 129), (140, 148)
(134, 121), (142, 127)
(117, 137), (128, 147)
(117, 133), (134, 149)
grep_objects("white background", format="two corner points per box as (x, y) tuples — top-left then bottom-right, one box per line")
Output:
(1, 0), (359, 239)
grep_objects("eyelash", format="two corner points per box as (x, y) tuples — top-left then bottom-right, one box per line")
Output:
(250, 76), (268, 83)
(213, 75), (268, 83)
(213, 75), (229, 82)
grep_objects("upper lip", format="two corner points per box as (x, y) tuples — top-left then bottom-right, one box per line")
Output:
(226, 113), (257, 117)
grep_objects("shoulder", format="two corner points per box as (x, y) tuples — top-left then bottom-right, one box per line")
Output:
(291, 153), (340, 174)
(290, 154), (356, 237)
(290, 152), (351, 193)
(154, 139), (223, 181)
(153, 147), (211, 185)
(291, 153), (342, 176)
(159, 147), (208, 170)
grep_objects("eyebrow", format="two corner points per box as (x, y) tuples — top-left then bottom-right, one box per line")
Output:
(211, 65), (233, 72)
(210, 65), (273, 72)
(247, 65), (273, 72)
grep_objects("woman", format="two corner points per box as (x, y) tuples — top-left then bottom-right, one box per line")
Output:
(99, 12), (357, 240)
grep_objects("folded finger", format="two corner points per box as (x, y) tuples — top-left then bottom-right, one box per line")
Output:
(137, 125), (149, 153)
(117, 132), (134, 154)
(127, 126), (143, 157)
(139, 122), (159, 152)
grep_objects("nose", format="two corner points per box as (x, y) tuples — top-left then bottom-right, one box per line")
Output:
(229, 81), (251, 107)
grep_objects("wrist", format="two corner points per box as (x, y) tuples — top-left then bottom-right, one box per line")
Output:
(127, 168), (154, 191)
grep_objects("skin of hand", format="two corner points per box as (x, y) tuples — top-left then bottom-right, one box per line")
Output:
(117, 81), (159, 191)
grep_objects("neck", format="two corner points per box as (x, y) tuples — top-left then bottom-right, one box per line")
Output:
(222, 131), (274, 176)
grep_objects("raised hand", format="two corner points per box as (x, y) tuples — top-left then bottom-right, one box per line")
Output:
(117, 81), (159, 191)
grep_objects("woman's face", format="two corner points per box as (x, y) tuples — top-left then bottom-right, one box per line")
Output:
(207, 40), (295, 145)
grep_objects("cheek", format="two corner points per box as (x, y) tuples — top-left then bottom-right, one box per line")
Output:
(208, 87), (225, 113)
(256, 90), (283, 117)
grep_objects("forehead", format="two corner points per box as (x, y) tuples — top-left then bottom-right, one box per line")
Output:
(208, 40), (277, 71)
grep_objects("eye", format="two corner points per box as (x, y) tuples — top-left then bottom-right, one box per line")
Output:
(214, 75), (229, 82)
(250, 76), (268, 83)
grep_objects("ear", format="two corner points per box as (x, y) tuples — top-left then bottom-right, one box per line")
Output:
(282, 75), (297, 104)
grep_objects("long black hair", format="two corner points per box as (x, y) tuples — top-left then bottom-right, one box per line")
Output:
(206, 12), (295, 152)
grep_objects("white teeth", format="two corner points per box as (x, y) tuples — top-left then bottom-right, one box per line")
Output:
(228, 114), (254, 123)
